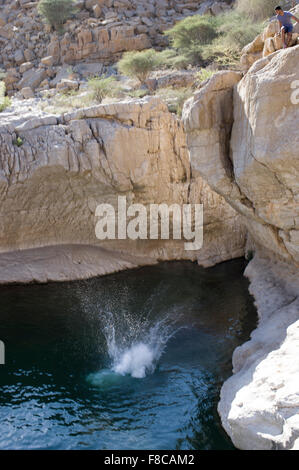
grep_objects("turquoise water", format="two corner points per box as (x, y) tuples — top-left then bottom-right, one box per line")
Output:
(0, 259), (257, 450)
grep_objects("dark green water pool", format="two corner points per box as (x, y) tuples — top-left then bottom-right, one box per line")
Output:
(0, 259), (257, 450)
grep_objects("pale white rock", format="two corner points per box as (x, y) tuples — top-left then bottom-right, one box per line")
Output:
(183, 50), (299, 450)
(231, 46), (299, 263)
(218, 253), (299, 450)
(183, 48), (299, 264)
(240, 5), (299, 71)
(0, 96), (245, 283)
(20, 86), (34, 99)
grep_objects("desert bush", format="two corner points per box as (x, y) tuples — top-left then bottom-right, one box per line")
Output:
(38, 0), (76, 32)
(236, 0), (278, 21)
(0, 82), (11, 112)
(197, 12), (263, 66)
(151, 49), (189, 69)
(218, 12), (264, 48)
(165, 15), (220, 64)
(163, 11), (264, 67)
(155, 87), (193, 116)
(200, 41), (241, 67)
(197, 68), (218, 82)
(165, 15), (219, 49)
(13, 137), (23, 147)
(117, 49), (161, 83)
(127, 89), (149, 99)
(88, 76), (121, 103)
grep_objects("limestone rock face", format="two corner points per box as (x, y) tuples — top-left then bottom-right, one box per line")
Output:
(183, 71), (243, 198)
(183, 49), (299, 450)
(47, 26), (151, 65)
(231, 46), (299, 263)
(240, 5), (299, 72)
(218, 254), (299, 450)
(183, 48), (299, 264)
(0, 96), (245, 283)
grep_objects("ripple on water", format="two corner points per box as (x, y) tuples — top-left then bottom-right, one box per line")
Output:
(0, 259), (257, 450)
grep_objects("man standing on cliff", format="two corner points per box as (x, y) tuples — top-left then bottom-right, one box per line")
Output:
(275, 6), (299, 48)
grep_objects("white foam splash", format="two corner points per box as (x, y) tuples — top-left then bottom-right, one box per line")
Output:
(113, 343), (155, 378)
(103, 311), (182, 379)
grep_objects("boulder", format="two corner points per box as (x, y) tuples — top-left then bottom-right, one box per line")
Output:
(41, 55), (54, 67)
(17, 68), (47, 90)
(240, 5), (299, 71)
(20, 86), (34, 99)
(56, 78), (79, 91)
(183, 46), (299, 264)
(19, 61), (34, 73)
(183, 71), (243, 198)
(231, 46), (299, 263)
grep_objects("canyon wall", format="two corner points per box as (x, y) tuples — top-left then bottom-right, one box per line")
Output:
(183, 46), (299, 265)
(0, 2), (298, 448)
(183, 46), (299, 449)
(0, 96), (245, 283)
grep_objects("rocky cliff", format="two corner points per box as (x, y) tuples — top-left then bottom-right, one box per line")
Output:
(240, 4), (299, 71)
(0, 96), (245, 283)
(1, 0), (232, 95)
(183, 45), (299, 449)
(0, 1), (298, 450)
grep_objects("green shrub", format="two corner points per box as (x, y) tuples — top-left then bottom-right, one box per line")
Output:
(127, 89), (149, 99)
(163, 11), (264, 67)
(38, 0), (76, 32)
(165, 15), (220, 64)
(0, 82), (11, 113)
(88, 76), (120, 103)
(218, 12), (264, 49)
(13, 137), (23, 147)
(236, 0), (278, 21)
(200, 41), (241, 67)
(117, 49), (161, 84)
(165, 15), (219, 49)
(197, 68), (218, 82)
(155, 87), (193, 116)
(151, 49), (189, 69)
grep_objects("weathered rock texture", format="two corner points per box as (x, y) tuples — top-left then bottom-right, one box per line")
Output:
(0, 96), (245, 283)
(218, 253), (299, 450)
(240, 5), (299, 72)
(183, 46), (299, 450)
(184, 47), (299, 264)
(0, 0), (233, 95)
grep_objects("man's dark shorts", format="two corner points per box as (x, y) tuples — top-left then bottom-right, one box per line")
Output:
(282, 24), (293, 33)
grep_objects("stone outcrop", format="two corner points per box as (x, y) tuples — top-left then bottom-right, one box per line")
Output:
(240, 5), (299, 72)
(183, 46), (299, 450)
(183, 47), (299, 264)
(231, 46), (299, 264)
(0, 0), (233, 95)
(218, 253), (299, 450)
(0, 96), (245, 283)
(0, 1), (298, 450)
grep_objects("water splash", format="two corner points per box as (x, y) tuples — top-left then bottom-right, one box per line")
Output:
(86, 306), (182, 385)
(113, 343), (154, 378)
(103, 310), (182, 378)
